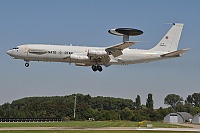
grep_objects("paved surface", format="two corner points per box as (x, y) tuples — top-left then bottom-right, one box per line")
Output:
(0, 127), (200, 131)
(176, 123), (200, 129)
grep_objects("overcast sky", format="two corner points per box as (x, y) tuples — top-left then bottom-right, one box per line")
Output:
(0, 0), (199, 108)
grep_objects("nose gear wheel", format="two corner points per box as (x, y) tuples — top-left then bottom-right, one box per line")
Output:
(25, 62), (29, 67)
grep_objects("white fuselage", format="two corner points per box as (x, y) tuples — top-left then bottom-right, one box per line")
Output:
(7, 44), (167, 66)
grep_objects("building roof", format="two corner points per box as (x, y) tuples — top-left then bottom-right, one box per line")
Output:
(177, 112), (193, 121)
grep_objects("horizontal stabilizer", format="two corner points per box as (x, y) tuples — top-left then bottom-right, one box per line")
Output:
(161, 48), (190, 57)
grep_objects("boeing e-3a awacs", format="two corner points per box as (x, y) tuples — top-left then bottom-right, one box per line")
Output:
(7, 23), (189, 72)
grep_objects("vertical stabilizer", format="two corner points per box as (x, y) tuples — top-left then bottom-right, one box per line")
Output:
(151, 23), (184, 52)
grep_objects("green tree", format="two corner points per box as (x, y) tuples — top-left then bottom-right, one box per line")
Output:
(192, 93), (200, 107)
(185, 95), (193, 104)
(185, 93), (200, 108)
(146, 93), (154, 110)
(155, 107), (170, 121)
(182, 103), (193, 115)
(164, 94), (183, 110)
(135, 95), (141, 110)
(119, 107), (133, 120)
(175, 101), (184, 112)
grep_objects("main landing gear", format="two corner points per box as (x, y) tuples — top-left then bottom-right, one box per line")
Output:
(25, 62), (29, 67)
(92, 65), (103, 72)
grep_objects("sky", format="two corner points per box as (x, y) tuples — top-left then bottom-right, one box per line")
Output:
(0, 0), (200, 108)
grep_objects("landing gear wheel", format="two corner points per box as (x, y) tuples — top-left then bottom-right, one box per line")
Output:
(25, 62), (29, 67)
(92, 65), (103, 72)
(92, 65), (97, 72)
(97, 65), (102, 72)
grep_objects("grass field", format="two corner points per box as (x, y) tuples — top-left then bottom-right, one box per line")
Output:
(0, 121), (188, 128)
(0, 121), (196, 133)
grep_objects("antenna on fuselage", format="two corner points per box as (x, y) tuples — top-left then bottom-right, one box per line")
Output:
(108, 28), (143, 42)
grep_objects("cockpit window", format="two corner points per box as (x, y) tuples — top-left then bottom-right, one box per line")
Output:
(13, 47), (19, 49)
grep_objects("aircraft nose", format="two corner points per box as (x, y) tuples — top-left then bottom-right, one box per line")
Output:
(6, 50), (13, 56)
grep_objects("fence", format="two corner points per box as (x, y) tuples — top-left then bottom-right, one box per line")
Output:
(0, 118), (62, 122)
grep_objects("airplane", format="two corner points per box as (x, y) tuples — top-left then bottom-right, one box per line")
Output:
(7, 23), (189, 72)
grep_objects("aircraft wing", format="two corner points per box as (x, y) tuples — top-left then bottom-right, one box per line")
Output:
(105, 41), (138, 57)
(161, 48), (190, 57)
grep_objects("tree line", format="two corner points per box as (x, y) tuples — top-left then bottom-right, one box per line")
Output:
(0, 93), (199, 121)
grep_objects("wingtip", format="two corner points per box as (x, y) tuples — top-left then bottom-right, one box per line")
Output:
(182, 48), (191, 51)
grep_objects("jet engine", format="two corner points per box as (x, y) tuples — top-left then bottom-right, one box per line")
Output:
(70, 54), (89, 60)
(87, 50), (107, 57)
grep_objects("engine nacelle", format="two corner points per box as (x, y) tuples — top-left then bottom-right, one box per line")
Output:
(70, 54), (89, 60)
(87, 50), (107, 57)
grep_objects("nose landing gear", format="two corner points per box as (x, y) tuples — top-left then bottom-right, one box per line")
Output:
(92, 65), (103, 72)
(25, 62), (29, 67)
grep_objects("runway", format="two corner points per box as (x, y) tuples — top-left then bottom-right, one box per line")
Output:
(0, 127), (200, 132)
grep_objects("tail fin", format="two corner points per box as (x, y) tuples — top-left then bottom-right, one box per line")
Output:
(151, 23), (184, 52)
